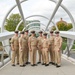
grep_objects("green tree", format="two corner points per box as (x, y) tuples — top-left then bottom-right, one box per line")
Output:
(5, 13), (24, 31)
(67, 23), (73, 30)
(52, 23), (73, 31)
(58, 23), (68, 31)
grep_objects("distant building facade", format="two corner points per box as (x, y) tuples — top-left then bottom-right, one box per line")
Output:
(26, 20), (40, 32)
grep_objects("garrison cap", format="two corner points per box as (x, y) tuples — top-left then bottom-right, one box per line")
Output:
(55, 30), (59, 34)
(20, 31), (24, 34)
(14, 31), (18, 33)
(39, 31), (43, 33)
(43, 33), (47, 36)
(31, 30), (35, 33)
(50, 30), (54, 33)
(25, 30), (29, 32)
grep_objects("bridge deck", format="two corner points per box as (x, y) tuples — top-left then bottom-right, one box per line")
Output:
(0, 58), (75, 75)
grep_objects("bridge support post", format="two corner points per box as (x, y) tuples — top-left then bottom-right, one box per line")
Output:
(66, 38), (74, 57)
(1, 49), (4, 66)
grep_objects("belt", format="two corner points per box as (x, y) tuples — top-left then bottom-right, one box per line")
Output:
(15, 45), (19, 46)
(31, 45), (37, 46)
(43, 47), (48, 48)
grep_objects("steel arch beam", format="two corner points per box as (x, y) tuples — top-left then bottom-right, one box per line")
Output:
(28, 26), (41, 32)
(45, 0), (63, 31)
(28, 26), (42, 32)
(49, 0), (75, 54)
(28, 26), (46, 32)
(1, 0), (27, 32)
(22, 22), (46, 31)
(15, 15), (57, 31)
(25, 15), (58, 30)
(26, 15), (49, 20)
(47, 0), (75, 31)
(15, 0), (26, 26)
(28, 26), (40, 30)
(1, 0), (75, 32)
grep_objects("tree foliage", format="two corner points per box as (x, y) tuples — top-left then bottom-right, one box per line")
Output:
(52, 22), (73, 31)
(67, 23), (73, 30)
(5, 13), (24, 31)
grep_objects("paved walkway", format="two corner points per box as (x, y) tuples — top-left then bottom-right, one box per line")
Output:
(0, 58), (75, 75)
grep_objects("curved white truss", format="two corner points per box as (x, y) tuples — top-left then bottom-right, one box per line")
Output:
(15, 15), (57, 31)
(1, 0), (26, 32)
(1, 0), (75, 55)
(15, 0), (26, 27)
(50, 0), (75, 53)
(45, 0), (63, 31)
(49, 0), (75, 31)
(1, 0), (75, 32)
(0, 0), (75, 67)
(28, 26), (40, 31)
(22, 22), (46, 31)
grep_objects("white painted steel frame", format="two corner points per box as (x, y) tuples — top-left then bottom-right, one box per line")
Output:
(15, 0), (26, 27)
(22, 22), (46, 31)
(1, 0), (27, 32)
(0, 0), (75, 67)
(1, 0), (75, 32)
(15, 15), (57, 31)
(45, 0), (63, 31)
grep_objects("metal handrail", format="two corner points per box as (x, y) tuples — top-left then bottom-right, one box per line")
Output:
(0, 44), (11, 67)
(0, 42), (75, 67)
(62, 41), (75, 57)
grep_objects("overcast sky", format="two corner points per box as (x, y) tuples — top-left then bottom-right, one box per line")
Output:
(0, 0), (75, 29)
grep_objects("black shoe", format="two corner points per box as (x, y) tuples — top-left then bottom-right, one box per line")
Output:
(26, 62), (30, 64)
(42, 63), (45, 65)
(53, 63), (56, 66)
(55, 63), (57, 66)
(31, 64), (34, 66)
(20, 65), (24, 67)
(34, 64), (38, 66)
(23, 64), (26, 66)
(17, 63), (19, 65)
(52, 62), (55, 65)
(37, 62), (41, 64)
(56, 65), (61, 68)
(49, 62), (52, 64)
(12, 64), (15, 66)
(45, 64), (49, 66)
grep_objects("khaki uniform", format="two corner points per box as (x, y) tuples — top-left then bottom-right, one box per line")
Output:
(28, 36), (37, 65)
(49, 35), (55, 63)
(37, 36), (43, 62)
(11, 36), (19, 65)
(19, 37), (27, 65)
(24, 35), (29, 63)
(41, 38), (49, 64)
(54, 36), (62, 66)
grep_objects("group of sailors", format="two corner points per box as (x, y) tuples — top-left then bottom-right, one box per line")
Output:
(11, 30), (62, 68)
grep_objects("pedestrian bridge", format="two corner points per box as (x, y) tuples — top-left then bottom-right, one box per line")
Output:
(0, 32), (75, 75)
(0, 55), (75, 75)
(0, 0), (75, 75)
